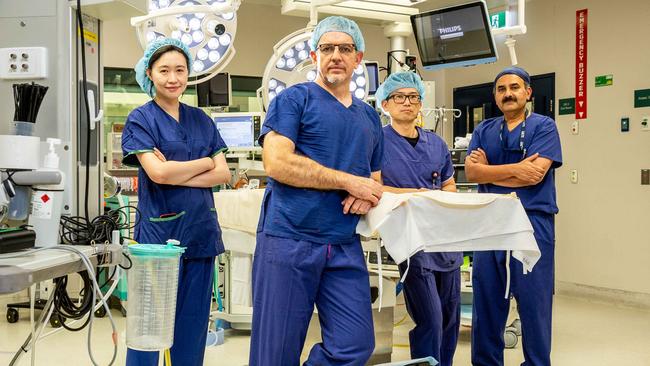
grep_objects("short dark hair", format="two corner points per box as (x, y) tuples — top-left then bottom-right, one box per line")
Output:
(147, 45), (189, 69)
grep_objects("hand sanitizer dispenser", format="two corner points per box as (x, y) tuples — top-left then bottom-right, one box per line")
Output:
(28, 138), (65, 247)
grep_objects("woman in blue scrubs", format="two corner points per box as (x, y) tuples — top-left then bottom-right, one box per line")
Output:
(376, 72), (461, 366)
(121, 38), (231, 366)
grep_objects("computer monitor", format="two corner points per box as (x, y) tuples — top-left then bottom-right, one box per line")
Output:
(364, 61), (380, 96)
(212, 112), (263, 150)
(411, 1), (498, 71)
(197, 73), (231, 107)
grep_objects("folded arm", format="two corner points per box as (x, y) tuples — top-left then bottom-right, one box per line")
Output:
(137, 151), (214, 185)
(465, 148), (550, 187)
(178, 152), (231, 188)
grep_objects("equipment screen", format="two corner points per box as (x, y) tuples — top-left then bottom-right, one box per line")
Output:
(411, 1), (497, 70)
(365, 62), (380, 96)
(214, 115), (254, 148)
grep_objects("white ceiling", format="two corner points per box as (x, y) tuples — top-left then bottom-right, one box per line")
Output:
(241, 0), (527, 9)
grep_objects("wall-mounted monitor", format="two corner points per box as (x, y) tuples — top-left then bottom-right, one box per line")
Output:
(212, 112), (263, 151)
(197, 73), (231, 107)
(411, 1), (498, 71)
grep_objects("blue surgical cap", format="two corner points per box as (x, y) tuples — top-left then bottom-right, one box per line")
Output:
(309, 16), (365, 52)
(375, 72), (426, 102)
(135, 37), (193, 98)
(494, 66), (531, 86)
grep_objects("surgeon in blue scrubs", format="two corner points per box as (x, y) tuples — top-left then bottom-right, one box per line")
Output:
(249, 16), (384, 365)
(121, 38), (231, 366)
(465, 66), (562, 366)
(376, 72), (461, 365)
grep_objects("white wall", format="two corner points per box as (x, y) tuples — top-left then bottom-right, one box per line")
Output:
(437, 0), (650, 299)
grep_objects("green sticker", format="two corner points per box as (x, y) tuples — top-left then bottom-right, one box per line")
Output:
(595, 74), (613, 87)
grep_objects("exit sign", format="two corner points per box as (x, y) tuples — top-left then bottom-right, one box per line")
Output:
(490, 11), (506, 28)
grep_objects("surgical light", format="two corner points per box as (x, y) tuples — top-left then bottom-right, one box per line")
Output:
(132, 0), (240, 85)
(258, 28), (371, 112)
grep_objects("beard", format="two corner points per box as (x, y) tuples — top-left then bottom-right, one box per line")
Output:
(325, 74), (344, 85)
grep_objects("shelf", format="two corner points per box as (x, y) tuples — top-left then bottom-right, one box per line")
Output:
(108, 168), (138, 172)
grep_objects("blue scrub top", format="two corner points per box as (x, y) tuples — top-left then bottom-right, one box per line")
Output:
(121, 101), (228, 258)
(468, 113), (563, 215)
(382, 125), (462, 271)
(258, 82), (384, 244)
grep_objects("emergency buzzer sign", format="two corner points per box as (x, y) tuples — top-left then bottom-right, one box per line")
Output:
(575, 9), (588, 119)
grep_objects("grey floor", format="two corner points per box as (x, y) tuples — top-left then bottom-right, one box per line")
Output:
(1, 294), (649, 365)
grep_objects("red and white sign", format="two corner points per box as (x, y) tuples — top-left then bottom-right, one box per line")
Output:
(575, 9), (588, 119)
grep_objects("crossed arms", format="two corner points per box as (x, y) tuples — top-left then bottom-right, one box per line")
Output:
(137, 148), (231, 188)
(465, 148), (551, 187)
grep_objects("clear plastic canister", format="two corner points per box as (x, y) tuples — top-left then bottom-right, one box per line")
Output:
(126, 240), (185, 351)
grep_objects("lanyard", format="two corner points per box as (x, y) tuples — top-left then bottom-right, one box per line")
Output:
(499, 114), (527, 159)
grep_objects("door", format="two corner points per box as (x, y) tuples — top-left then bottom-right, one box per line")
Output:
(452, 73), (555, 138)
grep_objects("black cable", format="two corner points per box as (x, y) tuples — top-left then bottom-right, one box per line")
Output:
(97, 266), (116, 290)
(120, 251), (133, 270)
(59, 204), (140, 245)
(386, 50), (408, 76)
(76, 0), (92, 221)
(53, 271), (93, 331)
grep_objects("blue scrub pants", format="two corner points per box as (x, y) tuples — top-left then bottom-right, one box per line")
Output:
(471, 212), (555, 366)
(249, 232), (375, 366)
(398, 262), (461, 366)
(126, 257), (215, 366)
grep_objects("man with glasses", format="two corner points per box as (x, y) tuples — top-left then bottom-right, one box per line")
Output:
(249, 16), (384, 365)
(465, 66), (562, 366)
(376, 72), (460, 366)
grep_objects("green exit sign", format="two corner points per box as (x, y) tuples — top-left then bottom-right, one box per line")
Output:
(490, 11), (506, 28)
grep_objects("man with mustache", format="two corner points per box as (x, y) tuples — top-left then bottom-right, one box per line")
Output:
(249, 16), (384, 365)
(465, 66), (563, 366)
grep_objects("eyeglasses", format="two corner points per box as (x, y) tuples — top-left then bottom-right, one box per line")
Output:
(316, 43), (356, 55)
(388, 94), (422, 104)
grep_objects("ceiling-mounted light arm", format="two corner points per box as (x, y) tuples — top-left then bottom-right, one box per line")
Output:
(504, 36), (517, 65)
(130, 0), (241, 28)
(491, 0), (526, 36)
(308, 0), (343, 26)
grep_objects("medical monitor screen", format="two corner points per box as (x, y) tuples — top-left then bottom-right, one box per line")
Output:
(411, 1), (497, 71)
(365, 61), (380, 96)
(214, 115), (254, 148)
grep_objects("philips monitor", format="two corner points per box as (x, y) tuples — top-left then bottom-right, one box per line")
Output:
(411, 1), (497, 71)
(212, 112), (262, 151)
(197, 73), (231, 107)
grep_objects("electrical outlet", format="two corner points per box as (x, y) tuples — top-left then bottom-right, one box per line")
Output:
(642, 116), (650, 131)
(571, 121), (579, 135)
(0, 47), (48, 80)
(570, 169), (578, 184)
